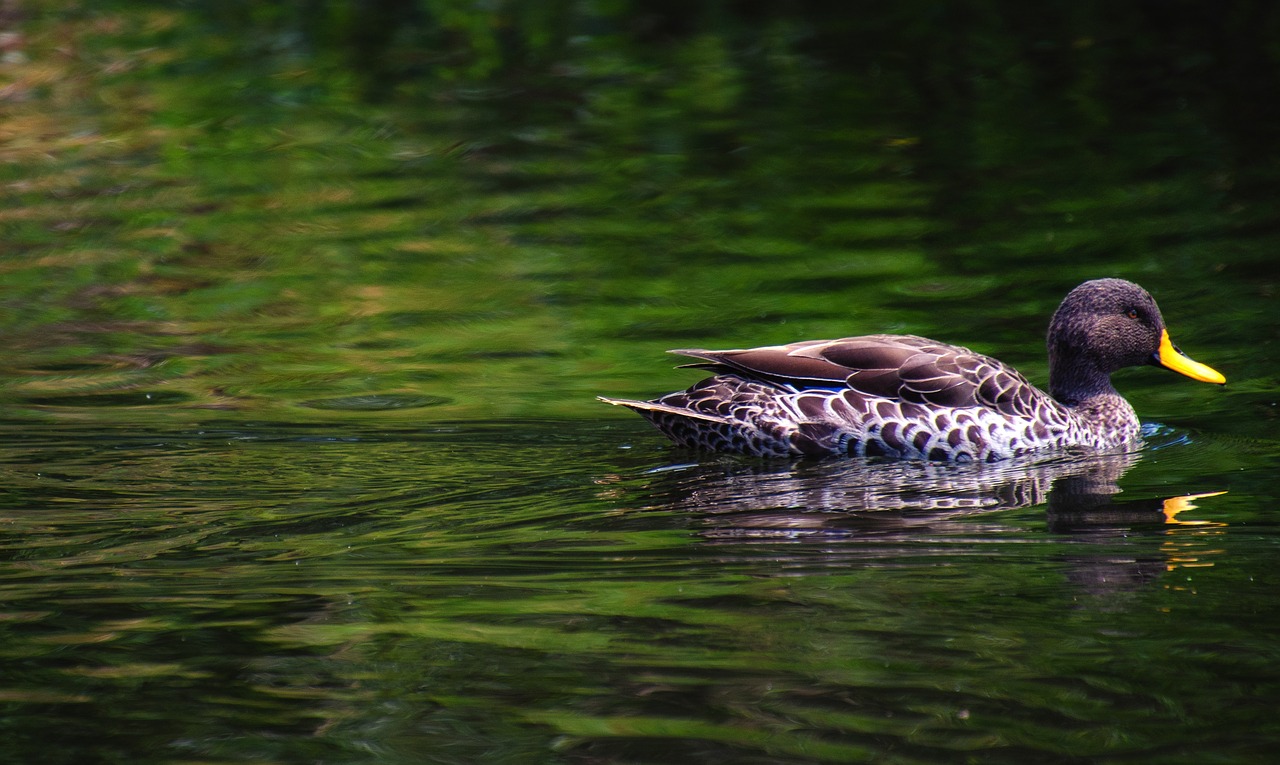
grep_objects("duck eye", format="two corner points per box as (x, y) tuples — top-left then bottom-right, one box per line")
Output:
(1125, 308), (1139, 319)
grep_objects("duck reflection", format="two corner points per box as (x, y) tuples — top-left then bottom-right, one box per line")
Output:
(615, 447), (1226, 590)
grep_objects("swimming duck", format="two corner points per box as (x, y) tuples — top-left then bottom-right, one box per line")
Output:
(600, 278), (1225, 461)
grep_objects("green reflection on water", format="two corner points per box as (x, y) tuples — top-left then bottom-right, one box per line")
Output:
(5, 5), (1273, 428)
(1, 4), (1278, 765)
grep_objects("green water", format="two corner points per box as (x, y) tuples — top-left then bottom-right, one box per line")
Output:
(1, 4), (1278, 763)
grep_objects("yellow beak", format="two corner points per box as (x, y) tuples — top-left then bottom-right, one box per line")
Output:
(1155, 330), (1226, 384)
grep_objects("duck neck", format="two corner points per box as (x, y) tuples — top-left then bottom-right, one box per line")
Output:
(1048, 356), (1118, 408)
(1050, 357), (1139, 444)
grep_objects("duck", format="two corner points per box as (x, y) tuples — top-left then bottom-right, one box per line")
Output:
(599, 278), (1225, 461)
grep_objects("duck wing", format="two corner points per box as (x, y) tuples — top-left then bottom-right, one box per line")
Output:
(672, 334), (1048, 418)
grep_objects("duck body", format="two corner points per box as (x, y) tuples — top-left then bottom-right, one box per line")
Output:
(601, 279), (1225, 462)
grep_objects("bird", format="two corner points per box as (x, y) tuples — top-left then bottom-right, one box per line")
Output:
(599, 278), (1225, 461)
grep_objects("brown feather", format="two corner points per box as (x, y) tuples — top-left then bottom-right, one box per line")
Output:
(671, 336), (1059, 418)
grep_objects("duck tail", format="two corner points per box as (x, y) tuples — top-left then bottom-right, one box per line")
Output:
(596, 396), (730, 424)
(600, 395), (756, 452)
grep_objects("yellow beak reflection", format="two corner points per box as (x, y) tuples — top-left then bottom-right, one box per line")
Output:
(1163, 490), (1228, 525)
(1156, 330), (1226, 384)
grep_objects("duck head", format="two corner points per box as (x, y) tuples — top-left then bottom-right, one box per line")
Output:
(1047, 278), (1224, 403)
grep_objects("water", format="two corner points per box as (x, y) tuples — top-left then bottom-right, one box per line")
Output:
(1, 5), (1278, 764)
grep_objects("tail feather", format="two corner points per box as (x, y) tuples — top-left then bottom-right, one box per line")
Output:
(599, 393), (804, 456)
(596, 396), (730, 424)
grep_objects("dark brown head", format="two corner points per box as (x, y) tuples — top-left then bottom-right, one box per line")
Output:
(1047, 278), (1224, 403)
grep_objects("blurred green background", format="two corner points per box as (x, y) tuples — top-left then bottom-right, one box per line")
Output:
(1, 5), (1278, 763)
(1, 0), (1273, 430)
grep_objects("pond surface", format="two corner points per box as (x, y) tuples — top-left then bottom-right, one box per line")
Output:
(1, 5), (1278, 764)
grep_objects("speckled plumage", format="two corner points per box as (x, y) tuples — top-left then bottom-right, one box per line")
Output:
(601, 279), (1224, 461)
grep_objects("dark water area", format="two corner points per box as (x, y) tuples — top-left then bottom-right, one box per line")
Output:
(1, 3), (1278, 763)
